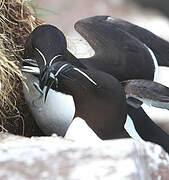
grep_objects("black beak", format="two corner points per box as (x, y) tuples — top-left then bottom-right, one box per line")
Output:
(33, 82), (44, 95)
(21, 58), (38, 67)
(39, 61), (92, 102)
(32, 69), (58, 102)
(44, 72), (58, 102)
(40, 70), (50, 90)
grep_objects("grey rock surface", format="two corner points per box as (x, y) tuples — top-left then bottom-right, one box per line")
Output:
(0, 133), (169, 180)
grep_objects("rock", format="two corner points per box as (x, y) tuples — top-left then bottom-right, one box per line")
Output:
(0, 133), (168, 180)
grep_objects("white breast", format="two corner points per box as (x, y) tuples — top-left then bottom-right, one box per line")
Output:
(64, 117), (102, 144)
(124, 115), (144, 143)
(23, 73), (75, 136)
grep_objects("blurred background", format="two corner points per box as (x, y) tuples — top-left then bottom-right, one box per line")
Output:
(31, 0), (169, 132)
(32, 0), (169, 39)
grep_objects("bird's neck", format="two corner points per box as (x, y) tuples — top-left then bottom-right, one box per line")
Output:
(65, 50), (87, 69)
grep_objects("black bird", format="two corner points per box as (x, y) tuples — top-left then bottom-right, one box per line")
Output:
(23, 59), (169, 153)
(23, 22), (156, 82)
(22, 25), (85, 136)
(51, 61), (130, 139)
(22, 22), (159, 106)
(25, 60), (130, 139)
(22, 23), (155, 135)
(23, 24), (86, 74)
(22, 23), (169, 153)
(22, 22), (162, 109)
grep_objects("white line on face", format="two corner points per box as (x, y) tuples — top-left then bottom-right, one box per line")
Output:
(73, 68), (97, 86)
(55, 64), (69, 77)
(21, 66), (40, 75)
(53, 63), (97, 86)
(33, 51), (97, 87)
(49, 55), (62, 66)
(35, 48), (47, 66)
(35, 48), (62, 67)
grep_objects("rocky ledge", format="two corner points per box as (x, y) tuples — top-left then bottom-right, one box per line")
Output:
(0, 133), (168, 180)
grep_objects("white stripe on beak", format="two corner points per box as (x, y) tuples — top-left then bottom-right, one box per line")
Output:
(55, 64), (69, 77)
(49, 55), (62, 66)
(21, 66), (40, 75)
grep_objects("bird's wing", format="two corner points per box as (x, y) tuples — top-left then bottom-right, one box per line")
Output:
(122, 79), (169, 110)
(102, 16), (169, 66)
(74, 16), (153, 65)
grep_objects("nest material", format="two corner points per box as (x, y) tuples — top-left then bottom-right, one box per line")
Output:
(0, 0), (44, 136)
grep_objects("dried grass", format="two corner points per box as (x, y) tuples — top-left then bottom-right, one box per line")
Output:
(0, 0), (43, 133)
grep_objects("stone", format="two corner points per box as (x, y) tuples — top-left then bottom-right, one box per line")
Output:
(0, 133), (168, 180)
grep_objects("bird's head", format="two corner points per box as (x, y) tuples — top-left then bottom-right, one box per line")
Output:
(39, 60), (98, 102)
(22, 24), (89, 101)
(23, 24), (67, 72)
